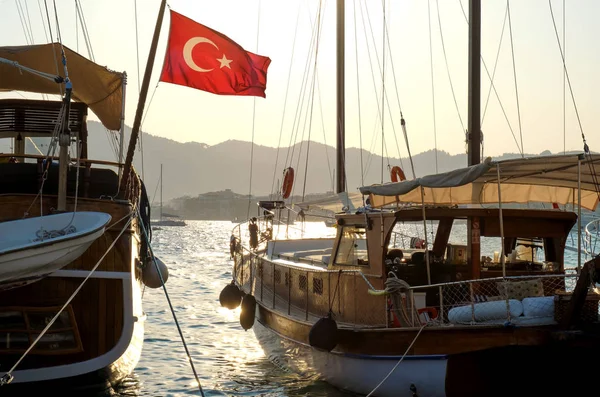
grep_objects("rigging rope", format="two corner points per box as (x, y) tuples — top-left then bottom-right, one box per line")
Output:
(380, 0), (386, 184)
(353, 0), (365, 187)
(457, 0), (522, 157)
(246, 0), (262, 219)
(548, 1), (587, 153)
(548, 1), (600, 201)
(562, 0), (566, 155)
(269, 2), (301, 199)
(360, 1), (409, 177)
(435, 0), (465, 134)
(481, 3), (507, 125)
(301, 0), (324, 201)
(284, 2), (322, 184)
(43, 0), (62, 95)
(36, 0), (49, 42)
(428, 0), (439, 173)
(380, 0), (411, 178)
(133, 0), (145, 182)
(136, 211), (206, 397)
(507, 1), (524, 157)
(16, 0), (34, 44)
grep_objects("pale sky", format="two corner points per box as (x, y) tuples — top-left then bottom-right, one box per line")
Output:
(1, 0), (599, 161)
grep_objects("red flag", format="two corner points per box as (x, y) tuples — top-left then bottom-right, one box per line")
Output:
(159, 10), (271, 97)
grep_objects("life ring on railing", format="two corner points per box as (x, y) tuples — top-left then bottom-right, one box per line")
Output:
(281, 167), (294, 199)
(390, 166), (406, 183)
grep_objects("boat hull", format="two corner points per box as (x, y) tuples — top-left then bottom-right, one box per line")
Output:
(0, 270), (144, 394)
(251, 302), (600, 397)
(253, 320), (447, 396)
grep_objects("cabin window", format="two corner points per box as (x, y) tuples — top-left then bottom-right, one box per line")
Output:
(334, 225), (368, 266)
(313, 278), (323, 295)
(299, 274), (308, 291)
(274, 269), (281, 284)
(0, 305), (82, 355)
(285, 272), (290, 286)
(257, 262), (264, 278)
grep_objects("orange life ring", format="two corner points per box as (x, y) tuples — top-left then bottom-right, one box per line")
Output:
(390, 166), (406, 183)
(281, 167), (294, 199)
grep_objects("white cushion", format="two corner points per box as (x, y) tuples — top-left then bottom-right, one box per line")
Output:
(448, 299), (523, 323)
(522, 296), (554, 318)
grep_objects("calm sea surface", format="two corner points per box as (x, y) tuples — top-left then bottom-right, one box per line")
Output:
(114, 220), (347, 397)
(103, 219), (584, 397)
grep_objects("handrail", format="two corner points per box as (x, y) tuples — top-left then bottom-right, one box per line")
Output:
(0, 153), (123, 168)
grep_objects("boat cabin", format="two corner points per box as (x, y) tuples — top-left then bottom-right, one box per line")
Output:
(328, 207), (576, 288)
(0, 99), (123, 206)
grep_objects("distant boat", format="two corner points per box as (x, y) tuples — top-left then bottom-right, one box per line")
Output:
(0, 212), (111, 290)
(153, 164), (186, 227)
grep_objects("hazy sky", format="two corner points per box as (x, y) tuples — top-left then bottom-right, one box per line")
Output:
(1, 0), (599, 161)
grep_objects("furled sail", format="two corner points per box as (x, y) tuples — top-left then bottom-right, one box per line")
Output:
(0, 43), (124, 130)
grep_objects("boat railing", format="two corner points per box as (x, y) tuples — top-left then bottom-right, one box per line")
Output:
(404, 270), (600, 327)
(233, 247), (389, 327)
(584, 218), (600, 256)
(233, 244), (597, 329)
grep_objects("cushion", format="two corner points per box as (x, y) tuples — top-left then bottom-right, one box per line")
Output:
(496, 279), (544, 301)
(448, 299), (523, 323)
(522, 296), (554, 318)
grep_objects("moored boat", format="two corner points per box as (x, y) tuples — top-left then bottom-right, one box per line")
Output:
(0, 211), (111, 290)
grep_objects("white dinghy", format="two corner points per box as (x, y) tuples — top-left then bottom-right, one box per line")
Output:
(0, 211), (111, 290)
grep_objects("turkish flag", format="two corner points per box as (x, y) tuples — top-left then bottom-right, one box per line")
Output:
(160, 10), (271, 98)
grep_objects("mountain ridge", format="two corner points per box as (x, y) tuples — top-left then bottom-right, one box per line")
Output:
(86, 120), (566, 202)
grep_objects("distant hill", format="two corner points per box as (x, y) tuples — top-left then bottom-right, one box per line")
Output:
(86, 120), (563, 203)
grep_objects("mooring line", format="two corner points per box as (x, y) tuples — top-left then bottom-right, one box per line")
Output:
(137, 211), (206, 397)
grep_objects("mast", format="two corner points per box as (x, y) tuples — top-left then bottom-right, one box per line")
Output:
(335, 0), (345, 194)
(119, 0), (167, 196)
(467, 0), (481, 166)
(467, 0), (482, 279)
(160, 163), (163, 221)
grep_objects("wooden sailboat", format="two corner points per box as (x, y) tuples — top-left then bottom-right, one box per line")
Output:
(0, 0), (170, 391)
(225, 1), (600, 396)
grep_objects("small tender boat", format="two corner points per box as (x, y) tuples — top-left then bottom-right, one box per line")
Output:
(0, 211), (111, 290)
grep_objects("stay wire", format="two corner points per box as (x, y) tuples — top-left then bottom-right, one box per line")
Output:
(427, 0), (438, 173)
(247, 0), (262, 219)
(360, 0), (406, 175)
(133, 0), (145, 182)
(548, 1), (586, 152)
(562, 0), (566, 155)
(269, 2), (301, 199)
(353, 0), (365, 187)
(481, 3), (508, 124)
(457, 0), (522, 156)
(36, 0), (49, 42)
(507, 0), (524, 157)
(380, 0), (411, 173)
(435, 0), (465, 133)
(301, 0), (324, 201)
(381, 0), (386, 185)
(137, 212), (206, 397)
(284, 2), (322, 177)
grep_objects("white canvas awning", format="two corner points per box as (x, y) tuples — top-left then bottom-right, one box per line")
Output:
(0, 43), (124, 130)
(360, 153), (600, 211)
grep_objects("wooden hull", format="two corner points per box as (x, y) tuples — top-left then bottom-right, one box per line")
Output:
(0, 194), (145, 392)
(252, 301), (600, 396)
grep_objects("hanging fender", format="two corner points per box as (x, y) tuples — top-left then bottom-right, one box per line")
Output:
(390, 166), (406, 183)
(281, 167), (294, 199)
